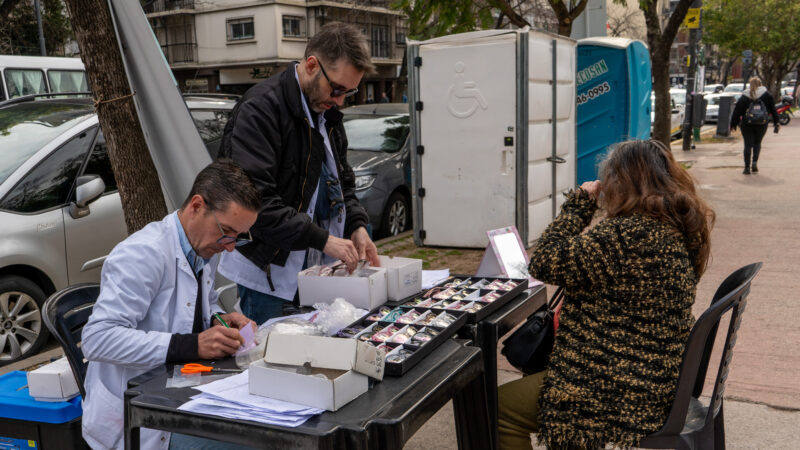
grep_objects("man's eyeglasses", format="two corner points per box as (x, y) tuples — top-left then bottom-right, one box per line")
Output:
(316, 57), (359, 98)
(213, 213), (252, 247)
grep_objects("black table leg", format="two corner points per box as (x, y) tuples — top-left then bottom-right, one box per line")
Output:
(126, 425), (140, 450)
(453, 359), (492, 450)
(476, 320), (500, 449)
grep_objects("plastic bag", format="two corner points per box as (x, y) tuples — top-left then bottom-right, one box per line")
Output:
(312, 297), (368, 336)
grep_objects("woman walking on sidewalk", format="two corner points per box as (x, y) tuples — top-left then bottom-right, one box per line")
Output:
(731, 77), (780, 174)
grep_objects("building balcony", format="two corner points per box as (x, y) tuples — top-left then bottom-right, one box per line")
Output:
(143, 0), (195, 15)
(162, 42), (198, 65)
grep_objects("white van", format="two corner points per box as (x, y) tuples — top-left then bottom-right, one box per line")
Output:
(0, 55), (88, 101)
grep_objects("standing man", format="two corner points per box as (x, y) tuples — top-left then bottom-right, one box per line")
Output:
(81, 161), (261, 450)
(219, 22), (380, 325)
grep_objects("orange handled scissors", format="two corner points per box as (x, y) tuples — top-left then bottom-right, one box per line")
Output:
(181, 363), (242, 374)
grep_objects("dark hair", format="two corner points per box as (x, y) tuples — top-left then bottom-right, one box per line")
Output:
(181, 159), (260, 213)
(599, 140), (715, 277)
(304, 22), (375, 75)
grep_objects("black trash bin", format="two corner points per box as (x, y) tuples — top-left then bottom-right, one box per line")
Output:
(716, 95), (735, 137)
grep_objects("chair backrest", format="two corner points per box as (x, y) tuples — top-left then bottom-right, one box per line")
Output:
(650, 262), (762, 437)
(41, 283), (100, 398)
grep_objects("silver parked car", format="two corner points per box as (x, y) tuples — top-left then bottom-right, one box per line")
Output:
(0, 94), (234, 365)
(342, 103), (412, 239)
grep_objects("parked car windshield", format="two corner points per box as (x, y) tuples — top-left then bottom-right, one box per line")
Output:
(0, 100), (94, 184)
(342, 114), (409, 152)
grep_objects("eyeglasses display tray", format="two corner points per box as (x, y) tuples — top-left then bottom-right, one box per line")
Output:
(334, 305), (468, 376)
(391, 276), (528, 324)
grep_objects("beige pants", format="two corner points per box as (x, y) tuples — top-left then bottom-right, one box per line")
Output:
(497, 371), (546, 450)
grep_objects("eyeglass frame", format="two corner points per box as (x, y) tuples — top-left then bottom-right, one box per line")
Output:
(315, 56), (359, 98)
(212, 212), (252, 247)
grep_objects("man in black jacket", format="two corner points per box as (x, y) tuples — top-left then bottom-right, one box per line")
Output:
(218, 22), (380, 324)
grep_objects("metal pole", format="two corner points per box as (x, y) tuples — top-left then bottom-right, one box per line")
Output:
(682, 0), (702, 150)
(34, 0), (46, 55)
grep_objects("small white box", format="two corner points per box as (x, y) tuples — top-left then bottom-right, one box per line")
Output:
(297, 266), (388, 310)
(249, 334), (385, 411)
(378, 255), (423, 301)
(26, 357), (79, 402)
(265, 333), (385, 381)
(249, 360), (367, 411)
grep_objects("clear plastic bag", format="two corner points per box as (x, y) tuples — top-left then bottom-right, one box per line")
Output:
(312, 297), (368, 336)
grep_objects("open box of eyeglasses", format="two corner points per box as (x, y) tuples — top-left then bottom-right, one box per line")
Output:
(394, 276), (527, 324)
(334, 305), (468, 376)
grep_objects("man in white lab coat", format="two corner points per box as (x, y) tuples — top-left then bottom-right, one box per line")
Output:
(81, 160), (261, 450)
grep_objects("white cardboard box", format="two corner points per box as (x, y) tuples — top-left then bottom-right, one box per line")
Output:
(297, 266), (388, 310)
(378, 255), (423, 301)
(26, 357), (79, 402)
(249, 360), (367, 411)
(249, 333), (385, 411)
(265, 333), (385, 381)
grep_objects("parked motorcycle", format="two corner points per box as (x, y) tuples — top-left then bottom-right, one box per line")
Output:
(776, 95), (793, 125)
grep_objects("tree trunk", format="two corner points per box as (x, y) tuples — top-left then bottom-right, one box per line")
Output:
(641, 0), (694, 149)
(651, 57), (672, 146)
(63, 0), (167, 234)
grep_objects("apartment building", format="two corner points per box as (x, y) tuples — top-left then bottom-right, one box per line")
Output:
(144, 0), (408, 103)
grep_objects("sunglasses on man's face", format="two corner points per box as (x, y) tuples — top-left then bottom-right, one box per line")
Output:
(316, 57), (359, 98)
(212, 213), (252, 247)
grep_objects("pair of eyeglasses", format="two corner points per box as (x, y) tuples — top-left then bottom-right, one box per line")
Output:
(213, 213), (252, 247)
(316, 57), (359, 98)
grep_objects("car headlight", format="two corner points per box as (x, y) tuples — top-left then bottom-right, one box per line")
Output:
(355, 174), (377, 191)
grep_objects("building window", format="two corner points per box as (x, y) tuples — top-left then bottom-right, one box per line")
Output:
(282, 15), (305, 38)
(227, 17), (254, 41)
(371, 25), (389, 58)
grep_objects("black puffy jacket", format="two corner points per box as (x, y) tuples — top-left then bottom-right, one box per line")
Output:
(730, 86), (779, 128)
(220, 63), (369, 272)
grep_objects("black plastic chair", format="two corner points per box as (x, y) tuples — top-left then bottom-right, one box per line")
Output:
(637, 262), (763, 450)
(42, 283), (100, 398)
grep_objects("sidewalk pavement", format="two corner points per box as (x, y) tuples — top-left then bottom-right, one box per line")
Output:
(407, 124), (800, 449)
(5, 125), (799, 448)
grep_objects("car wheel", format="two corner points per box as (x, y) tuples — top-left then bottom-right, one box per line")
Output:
(380, 191), (411, 238)
(0, 275), (49, 366)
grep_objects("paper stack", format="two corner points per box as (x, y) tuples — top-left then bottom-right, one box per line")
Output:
(178, 371), (323, 427)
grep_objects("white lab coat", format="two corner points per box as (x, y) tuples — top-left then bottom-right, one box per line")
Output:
(81, 212), (224, 450)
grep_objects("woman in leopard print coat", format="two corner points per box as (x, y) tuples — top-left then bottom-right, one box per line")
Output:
(498, 140), (715, 449)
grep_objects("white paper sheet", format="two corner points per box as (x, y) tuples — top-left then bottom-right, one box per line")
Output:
(421, 269), (450, 289)
(178, 370), (323, 427)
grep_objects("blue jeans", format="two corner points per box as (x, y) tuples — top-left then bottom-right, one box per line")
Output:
(169, 432), (258, 449)
(238, 285), (288, 326)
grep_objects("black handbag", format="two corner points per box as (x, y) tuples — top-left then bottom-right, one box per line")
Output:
(501, 287), (564, 375)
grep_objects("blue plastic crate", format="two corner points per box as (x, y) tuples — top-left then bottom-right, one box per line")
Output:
(0, 371), (82, 424)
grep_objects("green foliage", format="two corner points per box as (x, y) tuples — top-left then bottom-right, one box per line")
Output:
(704, 0), (800, 64)
(0, 0), (72, 55)
(391, 0), (495, 40)
(704, 0), (800, 90)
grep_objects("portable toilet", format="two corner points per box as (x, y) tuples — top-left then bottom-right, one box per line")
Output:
(407, 28), (577, 248)
(576, 37), (651, 184)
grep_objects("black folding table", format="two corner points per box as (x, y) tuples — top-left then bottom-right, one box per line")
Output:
(124, 339), (490, 450)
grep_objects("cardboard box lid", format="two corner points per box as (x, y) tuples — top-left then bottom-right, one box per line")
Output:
(266, 333), (385, 380)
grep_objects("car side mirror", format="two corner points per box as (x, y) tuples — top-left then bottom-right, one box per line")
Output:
(70, 174), (106, 219)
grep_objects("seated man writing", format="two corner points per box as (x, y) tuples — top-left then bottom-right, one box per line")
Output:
(81, 160), (261, 449)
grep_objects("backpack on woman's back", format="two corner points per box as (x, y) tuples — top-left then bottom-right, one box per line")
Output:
(745, 97), (769, 125)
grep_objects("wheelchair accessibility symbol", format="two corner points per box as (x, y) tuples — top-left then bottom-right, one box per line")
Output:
(447, 62), (488, 118)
